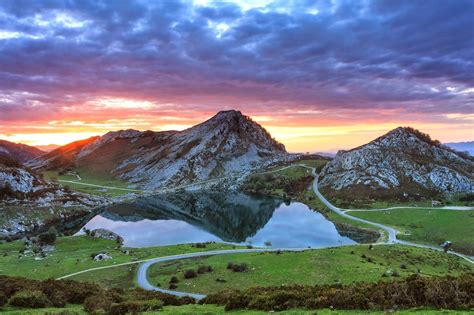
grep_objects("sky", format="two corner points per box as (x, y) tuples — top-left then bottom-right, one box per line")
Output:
(0, 0), (473, 153)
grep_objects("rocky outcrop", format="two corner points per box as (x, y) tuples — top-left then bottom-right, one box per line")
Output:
(0, 162), (109, 239)
(319, 127), (473, 201)
(90, 228), (123, 243)
(28, 110), (292, 190)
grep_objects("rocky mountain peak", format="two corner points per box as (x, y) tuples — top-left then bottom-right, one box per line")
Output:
(320, 127), (473, 201)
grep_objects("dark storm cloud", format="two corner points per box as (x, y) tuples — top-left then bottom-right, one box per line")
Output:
(0, 0), (473, 121)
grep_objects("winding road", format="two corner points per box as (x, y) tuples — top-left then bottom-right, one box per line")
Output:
(133, 164), (473, 299)
(57, 163), (473, 299)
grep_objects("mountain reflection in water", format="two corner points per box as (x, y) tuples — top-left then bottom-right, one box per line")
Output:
(78, 192), (356, 248)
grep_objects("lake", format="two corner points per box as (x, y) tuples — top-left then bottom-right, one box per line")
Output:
(77, 192), (357, 248)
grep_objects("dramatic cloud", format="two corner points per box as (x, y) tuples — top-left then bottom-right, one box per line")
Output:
(0, 0), (472, 151)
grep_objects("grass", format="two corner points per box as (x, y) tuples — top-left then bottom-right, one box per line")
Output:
(70, 263), (139, 289)
(350, 208), (474, 255)
(147, 244), (472, 295)
(43, 168), (141, 197)
(0, 236), (243, 281)
(2, 304), (470, 314)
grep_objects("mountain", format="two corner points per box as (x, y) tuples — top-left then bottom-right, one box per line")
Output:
(35, 144), (60, 152)
(28, 110), (290, 189)
(27, 136), (99, 170)
(445, 141), (474, 156)
(319, 127), (473, 203)
(0, 140), (44, 163)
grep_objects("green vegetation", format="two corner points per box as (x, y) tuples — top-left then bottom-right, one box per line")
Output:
(0, 275), (194, 315)
(202, 273), (474, 312)
(147, 244), (472, 295)
(350, 208), (474, 255)
(0, 236), (242, 281)
(329, 195), (474, 209)
(43, 168), (141, 197)
(3, 303), (471, 314)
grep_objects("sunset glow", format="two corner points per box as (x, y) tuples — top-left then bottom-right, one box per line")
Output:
(0, 1), (472, 152)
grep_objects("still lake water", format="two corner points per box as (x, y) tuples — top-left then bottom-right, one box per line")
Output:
(77, 192), (356, 248)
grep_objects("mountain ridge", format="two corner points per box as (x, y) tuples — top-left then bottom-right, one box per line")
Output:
(319, 126), (473, 203)
(27, 110), (291, 189)
(0, 140), (44, 164)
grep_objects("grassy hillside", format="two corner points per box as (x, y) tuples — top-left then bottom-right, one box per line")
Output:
(0, 236), (241, 280)
(147, 244), (472, 295)
(349, 208), (474, 255)
(43, 168), (142, 197)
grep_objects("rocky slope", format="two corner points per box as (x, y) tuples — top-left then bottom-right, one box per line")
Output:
(28, 110), (291, 189)
(319, 127), (473, 203)
(0, 140), (44, 163)
(0, 157), (109, 239)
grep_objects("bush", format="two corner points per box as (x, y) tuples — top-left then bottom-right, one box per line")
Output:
(169, 284), (177, 290)
(197, 265), (213, 274)
(109, 299), (163, 314)
(169, 276), (179, 284)
(9, 290), (51, 308)
(201, 274), (474, 311)
(0, 292), (7, 307)
(183, 269), (197, 279)
(230, 263), (248, 273)
(83, 294), (112, 313)
(38, 227), (57, 245)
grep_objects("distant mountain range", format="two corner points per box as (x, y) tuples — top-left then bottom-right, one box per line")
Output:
(445, 141), (474, 156)
(27, 110), (291, 189)
(0, 140), (44, 163)
(319, 127), (473, 204)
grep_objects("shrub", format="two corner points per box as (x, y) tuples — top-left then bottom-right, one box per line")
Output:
(227, 262), (235, 270)
(9, 290), (51, 308)
(192, 243), (206, 248)
(202, 274), (474, 311)
(38, 227), (57, 245)
(169, 284), (177, 290)
(230, 263), (248, 273)
(83, 294), (112, 313)
(197, 265), (213, 274)
(169, 276), (179, 284)
(400, 264), (408, 269)
(183, 269), (197, 279)
(0, 292), (7, 307)
(109, 299), (163, 315)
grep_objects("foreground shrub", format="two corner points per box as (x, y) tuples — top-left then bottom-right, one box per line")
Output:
(0, 292), (6, 307)
(201, 274), (474, 311)
(83, 294), (113, 313)
(109, 299), (163, 315)
(9, 290), (51, 308)
(0, 275), (195, 312)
